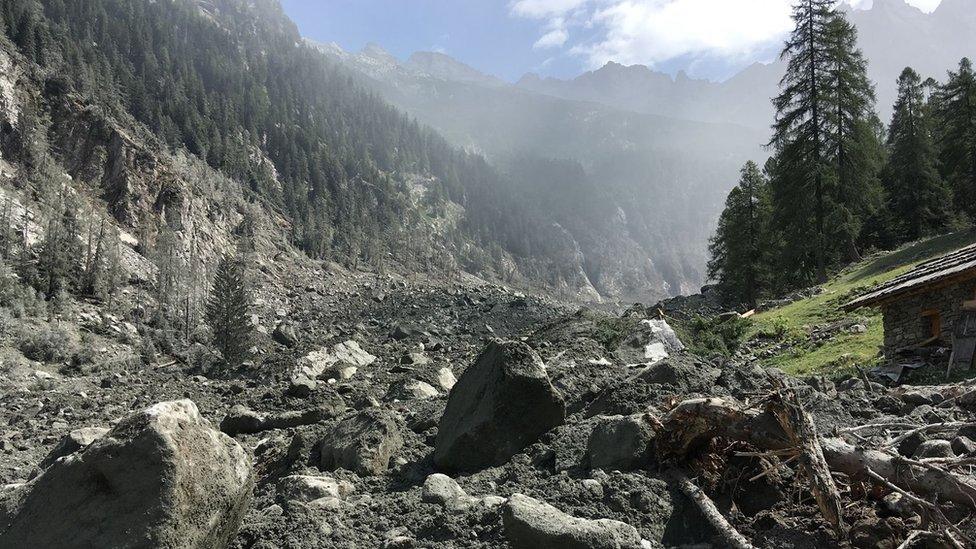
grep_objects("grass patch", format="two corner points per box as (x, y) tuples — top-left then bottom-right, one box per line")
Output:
(749, 229), (976, 376)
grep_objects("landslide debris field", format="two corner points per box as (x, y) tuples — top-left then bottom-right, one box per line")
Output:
(3, 262), (976, 548)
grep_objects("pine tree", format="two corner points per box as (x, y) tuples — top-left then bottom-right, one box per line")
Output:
(708, 161), (771, 307)
(206, 253), (252, 369)
(884, 67), (953, 240)
(770, 0), (838, 283)
(769, 1), (880, 284)
(932, 58), (976, 221)
(825, 15), (883, 262)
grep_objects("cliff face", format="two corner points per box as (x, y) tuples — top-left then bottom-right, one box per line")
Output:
(0, 38), (291, 287)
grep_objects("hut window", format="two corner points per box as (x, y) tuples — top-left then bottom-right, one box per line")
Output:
(921, 309), (942, 340)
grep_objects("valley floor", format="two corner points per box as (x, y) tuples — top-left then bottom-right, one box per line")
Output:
(4, 238), (976, 548)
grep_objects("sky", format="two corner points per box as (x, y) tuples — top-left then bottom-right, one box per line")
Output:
(280, 0), (944, 83)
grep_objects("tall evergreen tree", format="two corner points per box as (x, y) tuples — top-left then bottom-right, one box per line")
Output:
(206, 253), (252, 370)
(884, 67), (953, 240)
(825, 15), (883, 261)
(770, 0), (838, 283)
(708, 161), (770, 307)
(932, 58), (976, 221)
(769, 1), (880, 284)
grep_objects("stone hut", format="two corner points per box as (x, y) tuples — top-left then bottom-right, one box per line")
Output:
(844, 243), (976, 357)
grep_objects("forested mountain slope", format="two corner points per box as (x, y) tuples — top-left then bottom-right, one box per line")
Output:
(0, 0), (611, 300)
(319, 42), (768, 300)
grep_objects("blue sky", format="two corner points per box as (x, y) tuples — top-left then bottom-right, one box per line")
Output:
(281, 0), (943, 83)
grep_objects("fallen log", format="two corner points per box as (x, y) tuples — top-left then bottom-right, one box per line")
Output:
(670, 469), (757, 549)
(767, 389), (846, 538)
(653, 397), (976, 512)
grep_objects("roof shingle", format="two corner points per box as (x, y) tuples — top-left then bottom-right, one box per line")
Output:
(844, 243), (976, 310)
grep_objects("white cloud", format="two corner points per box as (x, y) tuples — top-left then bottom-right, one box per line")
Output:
(512, 0), (943, 71)
(510, 0), (589, 18)
(535, 27), (570, 49)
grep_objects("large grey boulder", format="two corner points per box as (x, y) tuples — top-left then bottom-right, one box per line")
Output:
(319, 409), (403, 476)
(502, 493), (643, 549)
(434, 340), (566, 472)
(586, 414), (653, 471)
(0, 400), (252, 549)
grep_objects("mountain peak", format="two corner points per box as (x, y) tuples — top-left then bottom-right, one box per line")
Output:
(406, 51), (504, 86)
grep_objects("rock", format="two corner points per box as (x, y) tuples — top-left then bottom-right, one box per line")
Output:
(849, 324), (868, 334)
(581, 479), (604, 499)
(319, 409), (403, 476)
(38, 426), (109, 469)
(586, 414), (652, 471)
(287, 375), (317, 398)
(421, 473), (466, 505)
(400, 351), (429, 366)
(220, 405), (265, 435)
(614, 319), (685, 365)
(388, 379), (439, 401)
(900, 391), (933, 406)
(220, 400), (345, 436)
(293, 340), (376, 384)
(502, 493), (643, 549)
(277, 475), (354, 503)
(0, 400), (252, 548)
(436, 367), (457, 391)
(272, 322), (299, 348)
(913, 439), (954, 459)
(951, 436), (976, 457)
(897, 432), (927, 457)
(390, 324), (416, 341)
(434, 340), (566, 472)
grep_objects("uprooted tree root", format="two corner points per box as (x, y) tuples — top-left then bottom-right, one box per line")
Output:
(651, 385), (976, 548)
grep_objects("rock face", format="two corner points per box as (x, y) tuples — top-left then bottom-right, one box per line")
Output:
(502, 493), (643, 549)
(586, 414), (653, 471)
(38, 426), (110, 469)
(319, 409), (403, 476)
(434, 340), (566, 472)
(0, 400), (252, 549)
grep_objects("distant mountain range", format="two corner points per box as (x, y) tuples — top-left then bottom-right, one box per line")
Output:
(310, 0), (976, 302)
(518, 0), (976, 129)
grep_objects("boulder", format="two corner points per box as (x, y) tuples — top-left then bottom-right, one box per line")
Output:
(387, 379), (439, 401)
(586, 414), (653, 471)
(0, 400), (252, 549)
(436, 367), (457, 391)
(319, 409), (403, 476)
(290, 340), (376, 391)
(277, 475), (354, 503)
(272, 322), (299, 348)
(220, 400), (345, 436)
(502, 493), (643, 549)
(951, 436), (976, 457)
(38, 426), (109, 469)
(421, 473), (466, 505)
(434, 340), (566, 472)
(614, 318), (685, 365)
(400, 351), (429, 366)
(913, 439), (954, 459)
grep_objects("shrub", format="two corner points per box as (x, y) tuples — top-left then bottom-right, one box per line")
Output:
(18, 323), (77, 363)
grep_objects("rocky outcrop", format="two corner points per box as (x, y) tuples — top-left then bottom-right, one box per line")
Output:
(0, 400), (252, 549)
(502, 493), (643, 549)
(319, 409), (403, 476)
(434, 340), (566, 472)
